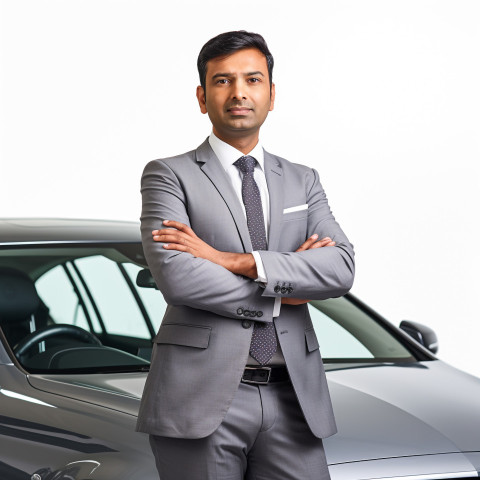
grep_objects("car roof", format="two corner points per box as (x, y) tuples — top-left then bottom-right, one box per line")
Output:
(0, 218), (141, 245)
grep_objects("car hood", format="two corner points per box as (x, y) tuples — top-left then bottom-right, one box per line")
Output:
(324, 360), (480, 464)
(29, 360), (480, 465)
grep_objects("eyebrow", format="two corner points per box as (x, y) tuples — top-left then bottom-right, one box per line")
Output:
(211, 71), (265, 80)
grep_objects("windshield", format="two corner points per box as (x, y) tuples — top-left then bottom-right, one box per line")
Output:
(0, 244), (415, 374)
(310, 299), (414, 363)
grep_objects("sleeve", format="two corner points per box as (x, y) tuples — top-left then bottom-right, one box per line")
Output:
(257, 168), (355, 300)
(140, 159), (276, 322)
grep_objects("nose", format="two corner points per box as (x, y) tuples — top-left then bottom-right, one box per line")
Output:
(232, 79), (247, 100)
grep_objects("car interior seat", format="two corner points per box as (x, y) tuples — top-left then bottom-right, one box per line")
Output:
(0, 266), (44, 350)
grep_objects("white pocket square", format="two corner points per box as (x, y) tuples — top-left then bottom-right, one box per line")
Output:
(283, 204), (308, 214)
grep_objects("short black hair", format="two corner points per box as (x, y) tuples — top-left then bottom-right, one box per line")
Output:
(197, 30), (274, 91)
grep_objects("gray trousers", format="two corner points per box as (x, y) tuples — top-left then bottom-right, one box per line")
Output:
(149, 381), (331, 480)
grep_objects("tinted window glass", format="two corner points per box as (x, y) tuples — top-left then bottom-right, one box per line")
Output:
(74, 255), (150, 339)
(0, 244), (417, 373)
(0, 245), (153, 373)
(308, 304), (373, 358)
(310, 298), (414, 362)
(123, 263), (167, 332)
(36, 265), (90, 330)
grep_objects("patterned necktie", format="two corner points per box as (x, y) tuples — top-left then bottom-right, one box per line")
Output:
(234, 155), (277, 365)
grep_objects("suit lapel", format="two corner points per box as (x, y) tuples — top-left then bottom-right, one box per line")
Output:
(263, 150), (283, 252)
(196, 140), (253, 252)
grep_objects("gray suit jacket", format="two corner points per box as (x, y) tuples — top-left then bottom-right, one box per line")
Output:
(136, 139), (355, 439)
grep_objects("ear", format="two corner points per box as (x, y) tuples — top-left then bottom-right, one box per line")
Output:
(196, 86), (208, 114)
(269, 83), (276, 111)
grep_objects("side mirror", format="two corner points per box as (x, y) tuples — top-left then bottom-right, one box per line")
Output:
(399, 320), (438, 354)
(136, 269), (158, 289)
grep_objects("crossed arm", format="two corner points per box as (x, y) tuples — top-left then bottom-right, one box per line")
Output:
(141, 159), (354, 319)
(152, 220), (335, 305)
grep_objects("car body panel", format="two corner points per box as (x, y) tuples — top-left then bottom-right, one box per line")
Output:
(464, 452), (480, 473)
(326, 361), (480, 458)
(27, 372), (145, 417)
(328, 453), (478, 480)
(2, 358), (480, 479)
(24, 361), (480, 464)
(0, 218), (141, 245)
(0, 365), (156, 479)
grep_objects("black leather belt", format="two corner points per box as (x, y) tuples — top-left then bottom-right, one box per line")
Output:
(241, 366), (290, 385)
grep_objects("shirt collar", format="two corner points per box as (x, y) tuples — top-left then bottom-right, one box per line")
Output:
(208, 132), (265, 172)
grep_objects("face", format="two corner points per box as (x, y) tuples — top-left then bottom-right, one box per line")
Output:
(196, 48), (275, 142)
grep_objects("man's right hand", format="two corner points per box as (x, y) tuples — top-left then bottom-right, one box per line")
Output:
(281, 234), (336, 305)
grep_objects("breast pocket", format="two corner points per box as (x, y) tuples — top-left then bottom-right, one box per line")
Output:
(282, 209), (308, 223)
(153, 323), (211, 349)
(279, 211), (308, 251)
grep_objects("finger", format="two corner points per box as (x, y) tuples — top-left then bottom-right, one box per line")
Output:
(152, 225), (178, 235)
(163, 220), (198, 238)
(314, 237), (335, 247)
(315, 237), (331, 247)
(153, 228), (175, 237)
(162, 243), (190, 252)
(155, 228), (191, 239)
(295, 234), (319, 252)
(308, 240), (336, 249)
(153, 232), (190, 245)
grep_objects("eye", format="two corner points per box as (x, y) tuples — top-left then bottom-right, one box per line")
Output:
(215, 78), (229, 85)
(248, 77), (261, 83)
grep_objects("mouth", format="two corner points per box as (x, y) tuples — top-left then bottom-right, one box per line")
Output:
(227, 107), (252, 115)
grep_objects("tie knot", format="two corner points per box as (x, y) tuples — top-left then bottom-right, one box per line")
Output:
(234, 155), (256, 175)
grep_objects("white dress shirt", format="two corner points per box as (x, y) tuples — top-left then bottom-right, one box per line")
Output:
(209, 133), (285, 365)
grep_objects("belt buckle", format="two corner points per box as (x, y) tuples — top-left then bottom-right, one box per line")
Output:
(242, 366), (272, 385)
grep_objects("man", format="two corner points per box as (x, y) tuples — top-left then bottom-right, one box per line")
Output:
(136, 31), (354, 480)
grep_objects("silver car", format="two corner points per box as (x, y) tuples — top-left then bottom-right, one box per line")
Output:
(0, 218), (479, 480)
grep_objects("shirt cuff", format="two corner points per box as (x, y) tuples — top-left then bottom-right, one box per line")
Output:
(273, 297), (281, 317)
(252, 251), (267, 283)
(252, 251), (282, 318)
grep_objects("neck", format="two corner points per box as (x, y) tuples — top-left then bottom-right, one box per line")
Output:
(212, 128), (259, 155)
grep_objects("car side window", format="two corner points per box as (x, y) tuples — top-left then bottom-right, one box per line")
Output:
(36, 265), (91, 330)
(74, 255), (151, 339)
(123, 263), (167, 332)
(308, 304), (374, 359)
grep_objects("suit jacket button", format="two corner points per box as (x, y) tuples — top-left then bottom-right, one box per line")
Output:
(242, 320), (252, 329)
(274, 285), (280, 293)
(243, 310), (250, 316)
(249, 310), (256, 317)
(237, 308), (244, 315)
(281, 287), (287, 294)
(287, 287), (293, 294)
(256, 311), (263, 318)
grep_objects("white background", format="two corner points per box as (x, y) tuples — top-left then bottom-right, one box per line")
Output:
(1, 1), (479, 377)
